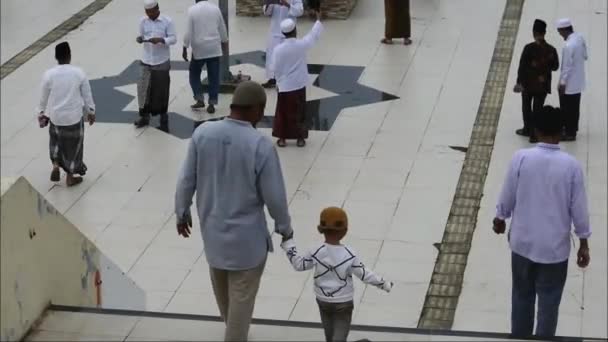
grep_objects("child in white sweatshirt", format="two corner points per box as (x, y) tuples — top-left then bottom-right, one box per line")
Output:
(280, 207), (393, 342)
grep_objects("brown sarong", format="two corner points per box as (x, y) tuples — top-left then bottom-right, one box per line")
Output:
(384, 0), (411, 39)
(272, 87), (308, 140)
(49, 119), (87, 175)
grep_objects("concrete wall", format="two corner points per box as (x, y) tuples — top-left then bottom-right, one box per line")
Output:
(0, 177), (145, 341)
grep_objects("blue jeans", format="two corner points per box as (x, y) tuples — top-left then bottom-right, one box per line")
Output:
(511, 252), (568, 338)
(189, 57), (220, 105)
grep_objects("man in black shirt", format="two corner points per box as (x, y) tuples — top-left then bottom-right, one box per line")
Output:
(514, 19), (559, 143)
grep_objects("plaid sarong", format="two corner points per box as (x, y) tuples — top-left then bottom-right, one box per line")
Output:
(137, 60), (171, 115)
(49, 119), (87, 175)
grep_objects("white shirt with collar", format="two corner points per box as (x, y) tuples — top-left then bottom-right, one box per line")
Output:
(139, 14), (177, 66)
(38, 64), (96, 126)
(183, 1), (228, 60)
(271, 20), (323, 93)
(559, 32), (588, 95)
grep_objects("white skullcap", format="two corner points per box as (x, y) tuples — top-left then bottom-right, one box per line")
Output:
(144, 0), (158, 9)
(556, 18), (572, 29)
(280, 19), (296, 34)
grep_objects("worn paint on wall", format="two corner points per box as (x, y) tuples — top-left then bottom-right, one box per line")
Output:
(0, 177), (145, 341)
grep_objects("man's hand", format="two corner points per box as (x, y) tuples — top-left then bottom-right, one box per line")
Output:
(136, 36), (144, 44)
(558, 83), (566, 95)
(177, 217), (193, 238)
(148, 37), (165, 45)
(493, 217), (506, 235)
(182, 47), (189, 62)
(87, 113), (95, 126)
(577, 240), (590, 268)
(513, 84), (523, 93)
(281, 230), (294, 242)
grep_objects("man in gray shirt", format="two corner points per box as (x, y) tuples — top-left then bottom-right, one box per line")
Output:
(174, 81), (293, 341)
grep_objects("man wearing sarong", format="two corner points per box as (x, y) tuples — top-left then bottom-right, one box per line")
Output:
(262, 0), (304, 89)
(134, 0), (177, 129)
(38, 42), (95, 187)
(513, 19), (559, 143)
(381, 0), (412, 45)
(270, 12), (323, 147)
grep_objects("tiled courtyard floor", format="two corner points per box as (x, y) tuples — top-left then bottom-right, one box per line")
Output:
(2, 0), (606, 339)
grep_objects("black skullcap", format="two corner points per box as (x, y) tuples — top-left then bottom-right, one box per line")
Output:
(533, 19), (547, 34)
(534, 105), (562, 136)
(55, 42), (71, 60)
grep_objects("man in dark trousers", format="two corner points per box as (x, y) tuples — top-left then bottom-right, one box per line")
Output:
(556, 18), (588, 142)
(514, 19), (559, 143)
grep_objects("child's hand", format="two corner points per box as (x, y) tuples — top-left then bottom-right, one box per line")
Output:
(383, 281), (394, 293)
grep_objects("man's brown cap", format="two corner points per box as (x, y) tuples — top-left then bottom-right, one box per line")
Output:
(231, 81), (267, 107)
(318, 207), (348, 231)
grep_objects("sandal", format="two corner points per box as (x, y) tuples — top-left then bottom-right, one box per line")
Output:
(66, 176), (83, 187)
(404, 38), (413, 45)
(50, 168), (60, 182)
(277, 139), (287, 147)
(381, 38), (394, 45)
(296, 139), (306, 147)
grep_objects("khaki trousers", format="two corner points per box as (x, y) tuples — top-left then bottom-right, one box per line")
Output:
(209, 260), (266, 341)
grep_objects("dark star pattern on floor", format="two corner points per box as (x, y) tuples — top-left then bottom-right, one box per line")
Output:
(90, 51), (399, 139)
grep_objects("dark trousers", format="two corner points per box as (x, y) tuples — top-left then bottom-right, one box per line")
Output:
(189, 57), (220, 105)
(511, 252), (568, 338)
(317, 299), (354, 342)
(559, 93), (581, 136)
(521, 92), (547, 135)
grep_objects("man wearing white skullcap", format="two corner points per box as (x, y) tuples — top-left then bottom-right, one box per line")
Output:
(270, 10), (323, 148)
(556, 18), (588, 141)
(134, 0), (177, 130)
(261, 0), (304, 88)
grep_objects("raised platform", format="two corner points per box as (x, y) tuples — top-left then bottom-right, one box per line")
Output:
(236, 0), (358, 20)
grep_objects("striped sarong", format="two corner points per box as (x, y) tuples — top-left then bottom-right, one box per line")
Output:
(137, 60), (171, 116)
(49, 119), (87, 175)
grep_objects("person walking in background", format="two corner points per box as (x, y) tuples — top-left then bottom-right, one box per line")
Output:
(493, 105), (591, 338)
(513, 19), (559, 143)
(271, 12), (323, 148)
(134, 0), (177, 130)
(381, 0), (412, 45)
(174, 81), (294, 341)
(38, 42), (95, 187)
(281, 207), (393, 342)
(262, 0), (304, 89)
(182, 0), (228, 114)
(556, 18), (588, 142)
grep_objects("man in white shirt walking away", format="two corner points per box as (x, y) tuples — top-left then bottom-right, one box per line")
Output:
(271, 11), (323, 148)
(262, 0), (304, 88)
(37, 42), (96, 187)
(556, 18), (588, 141)
(493, 105), (591, 338)
(183, 0), (228, 114)
(134, 0), (177, 129)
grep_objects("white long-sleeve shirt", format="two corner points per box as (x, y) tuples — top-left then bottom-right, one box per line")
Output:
(281, 239), (393, 303)
(559, 32), (588, 94)
(139, 15), (177, 66)
(263, 1), (304, 39)
(38, 64), (95, 126)
(183, 1), (228, 60)
(271, 20), (323, 93)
